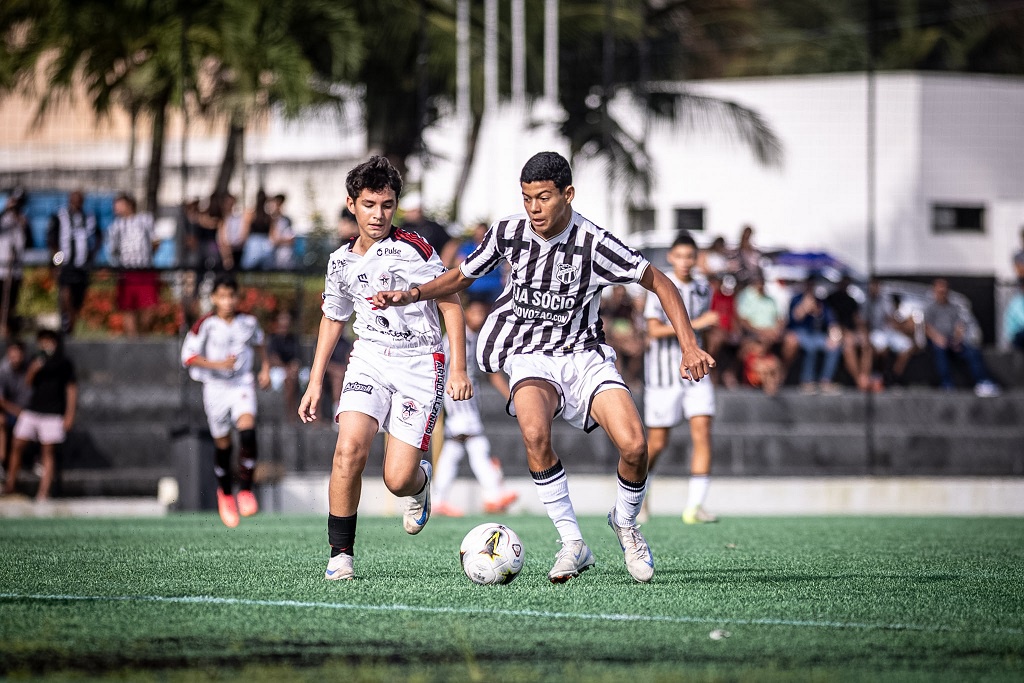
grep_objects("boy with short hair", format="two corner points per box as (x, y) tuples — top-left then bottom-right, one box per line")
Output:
(298, 156), (471, 581)
(181, 274), (271, 527)
(642, 233), (720, 524)
(374, 151), (714, 584)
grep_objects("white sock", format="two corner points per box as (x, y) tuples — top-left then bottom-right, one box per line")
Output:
(465, 435), (502, 499)
(688, 475), (710, 509)
(531, 461), (582, 543)
(433, 439), (464, 503)
(614, 473), (647, 527)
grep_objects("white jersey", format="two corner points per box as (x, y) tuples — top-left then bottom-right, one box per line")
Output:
(644, 273), (711, 389)
(321, 228), (447, 357)
(460, 211), (649, 373)
(181, 312), (265, 385)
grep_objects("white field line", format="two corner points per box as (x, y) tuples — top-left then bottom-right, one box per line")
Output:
(1, 592), (1022, 636)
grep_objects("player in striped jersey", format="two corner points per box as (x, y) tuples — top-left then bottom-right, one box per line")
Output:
(642, 233), (720, 524)
(375, 152), (715, 584)
(298, 156), (472, 581)
(181, 274), (271, 528)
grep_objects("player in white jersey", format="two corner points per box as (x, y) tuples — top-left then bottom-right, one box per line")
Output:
(181, 274), (271, 528)
(433, 299), (519, 517)
(375, 152), (715, 584)
(642, 233), (721, 524)
(298, 156), (471, 582)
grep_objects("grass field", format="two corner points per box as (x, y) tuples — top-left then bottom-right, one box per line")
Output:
(1, 513), (1022, 681)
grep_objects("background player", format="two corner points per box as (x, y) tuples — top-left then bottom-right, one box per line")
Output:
(433, 299), (519, 517)
(374, 151), (714, 584)
(181, 274), (271, 528)
(297, 156), (471, 582)
(642, 233), (720, 524)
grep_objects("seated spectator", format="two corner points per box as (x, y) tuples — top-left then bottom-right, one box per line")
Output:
(784, 278), (843, 394)
(268, 311), (302, 419)
(240, 189), (275, 270)
(107, 193), (159, 337)
(826, 274), (871, 390)
(864, 279), (916, 387)
(734, 224), (763, 285)
(450, 222), (504, 305)
(736, 272), (786, 393)
(741, 337), (783, 396)
(0, 341), (31, 480)
(698, 236), (734, 279)
(924, 278), (1000, 397)
(1005, 279), (1024, 352)
(269, 194), (296, 270)
(704, 274), (740, 388)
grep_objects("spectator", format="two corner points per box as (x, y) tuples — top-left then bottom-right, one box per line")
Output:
(785, 278), (843, 394)
(1005, 279), (1024, 352)
(704, 274), (741, 388)
(269, 194), (296, 270)
(399, 192), (457, 263)
(240, 189), (275, 270)
(3, 330), (77, 501)
(826, 274), (872, 390)
(864, 279), (916, 387)
(268, 310), (302, 419)
(450, 222), (504, 305)
(1013, 226), (1024, 281)
(924, 278), (1000, 397)
(107, 193), (159, 337)
(209, 193), (243, 271)
(734, 224), (763, 285)
(186, 198), (223, 273)
(698, 236), (734, 279)
(0, 188), (28, 340)
(736, 272), (786, 394)
(0, 341), (31, 481)
(601, 284), (644, 386)
(49, 190), (99, 335)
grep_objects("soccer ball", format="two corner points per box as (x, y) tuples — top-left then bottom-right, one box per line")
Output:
(459, 523), (524, 585)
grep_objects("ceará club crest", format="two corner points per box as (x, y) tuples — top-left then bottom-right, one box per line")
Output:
(555, 263), (580, 285)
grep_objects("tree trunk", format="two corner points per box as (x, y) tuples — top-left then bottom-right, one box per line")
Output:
(213, 118), (245, 198)
(145, 89), (172, 215)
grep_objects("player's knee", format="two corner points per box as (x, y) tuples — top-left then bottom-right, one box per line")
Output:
(518, 422), (552, 456)
(619, 436), (648, 468)
(331, 441), (368, 476)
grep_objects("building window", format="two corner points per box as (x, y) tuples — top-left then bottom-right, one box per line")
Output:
(628, 206), (655, 234)
(675, 207), (705, 234)
(932, 204), (985, 234)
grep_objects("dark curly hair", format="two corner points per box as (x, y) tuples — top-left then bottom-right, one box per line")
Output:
(519, 151), (572, 190)
(345, 156), (403, 200)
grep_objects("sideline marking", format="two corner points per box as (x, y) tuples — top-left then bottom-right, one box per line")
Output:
(1, 592), (1021, 636)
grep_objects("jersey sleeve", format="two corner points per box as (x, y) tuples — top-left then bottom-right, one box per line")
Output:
(591, 231), (650, 286)
(459, 222), (502, 279)
(249, 319), (265, 347)
(411, 248), (447, 285)
(181, 322), (206, 368)
(322, 255), (354, 322)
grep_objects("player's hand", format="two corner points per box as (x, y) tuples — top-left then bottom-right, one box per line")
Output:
(446, 370), (473, 401)
(257, 367), (271, 390)
(298, 386), (321, 423)
(680, 346), (716, 382)
(371, 290), (412, 309)
(213, 355), (236, 371)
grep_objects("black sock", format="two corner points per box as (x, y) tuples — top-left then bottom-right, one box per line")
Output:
(328, 513), (357, 557)
(213, 445), (233, 494)
(237, 429), (257, 491)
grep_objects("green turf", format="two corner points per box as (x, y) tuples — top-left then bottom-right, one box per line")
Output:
(1, 514), (1022, 681)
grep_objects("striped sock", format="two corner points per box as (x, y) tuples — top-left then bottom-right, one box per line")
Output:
(614, 474), (647, 527)
(531, 461), (582, 543)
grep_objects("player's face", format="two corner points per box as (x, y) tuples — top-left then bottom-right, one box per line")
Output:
(667, 244), (697, 282)
(211, 285), (238, 317)
(347, 188), (397, 243)
(521, 181), (574, 237)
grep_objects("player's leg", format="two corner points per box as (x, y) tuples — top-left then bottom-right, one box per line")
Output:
(203, 386), (239, 527)
(3, 437), (29, 495)
(35, 442), (56, 501)
(382, 436), (433, 534)
(683, 415), (717, 524)
(466, 435), (516, 513)
(433, 434), (466, 516)
(233, 412), (259, 517)
(325, 411), (378, 580)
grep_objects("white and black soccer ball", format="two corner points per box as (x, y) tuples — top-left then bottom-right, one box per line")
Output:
(459, 523), (524, 585)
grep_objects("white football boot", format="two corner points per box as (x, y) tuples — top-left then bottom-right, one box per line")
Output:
(607, 508), (655, 583)
(403, 460), (432, 535)
(547, 540), (595, 583)
(324, 553), (354, 581)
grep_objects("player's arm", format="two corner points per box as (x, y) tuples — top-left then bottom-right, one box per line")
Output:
(640, 265), (715, 381)
(373, 267), (473, 308)
(184, 355), (235, 371)
(298, 315), (346, 423)
(437, 293), (473, 401)
(254, 342), (271, 390)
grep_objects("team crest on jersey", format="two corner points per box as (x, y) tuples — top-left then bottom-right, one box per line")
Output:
(555, 263), (580, 285)
(400, 400), (420, 421)
(377, 272), (393, 288)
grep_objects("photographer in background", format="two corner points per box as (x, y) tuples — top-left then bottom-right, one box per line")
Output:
(1, 330), (77, 501)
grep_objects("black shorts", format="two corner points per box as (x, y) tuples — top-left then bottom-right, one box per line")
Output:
(59, 268), (90, 309)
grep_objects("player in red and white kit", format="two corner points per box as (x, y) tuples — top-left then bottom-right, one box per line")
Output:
(181, 274), (271, 527)
(298, 156), (472, 581)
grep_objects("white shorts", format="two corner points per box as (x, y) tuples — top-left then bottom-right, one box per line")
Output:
(444, 393), (484, 438)
(643, 379), (716, 429)
(506, 345), (627, 433)
(203, 382), (258, 439)
(337, 346), (446, 451)
(13, 410), (65, 445)
(870, 328), (914, 354)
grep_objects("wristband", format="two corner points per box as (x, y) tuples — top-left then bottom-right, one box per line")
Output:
(412, 287), (421, 303)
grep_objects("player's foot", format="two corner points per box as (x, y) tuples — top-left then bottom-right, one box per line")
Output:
(483, 490), (519, 514)
(433, 501), (464, 517)
(236, 489), (259, 517)
(324, 553), (354, 581)
(683, 505), (718, 524)
(607, 508), (654, 583)
(216, 490), (239, 528)
(403, 460), (432, 535)
(547, 540), (595, 583)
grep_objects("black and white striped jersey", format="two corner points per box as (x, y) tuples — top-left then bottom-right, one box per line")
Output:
(460, 211), (650, 373)
(643, 273), (711, 389)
